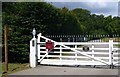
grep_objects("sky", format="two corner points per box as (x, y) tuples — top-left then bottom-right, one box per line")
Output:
(45, 0), (120, 17)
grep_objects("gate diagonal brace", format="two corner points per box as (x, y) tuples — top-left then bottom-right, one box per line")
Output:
(40, 35), (109, 65)
(39, 49), (55, 63)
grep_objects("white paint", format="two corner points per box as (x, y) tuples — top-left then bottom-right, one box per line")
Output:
(30, 32), (120, 67)
(109, 40), (113, 65)
(30, 37), (37, 68)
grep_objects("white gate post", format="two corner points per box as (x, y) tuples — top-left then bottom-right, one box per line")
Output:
(30, 28), (37, 68)
(109, 39), (113, 67)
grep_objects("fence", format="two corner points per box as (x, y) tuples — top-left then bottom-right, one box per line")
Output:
(30, 28), (120, 68)
(45, 34), (120, 42)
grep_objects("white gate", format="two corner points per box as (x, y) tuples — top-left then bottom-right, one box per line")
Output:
(30, 29), (120, 68)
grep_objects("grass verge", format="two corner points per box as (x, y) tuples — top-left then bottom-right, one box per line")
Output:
(116, 44), (120, 48)
(1, 62), (30, 76)
(101, 38), (120, 48)
(101, 37), (120, 42)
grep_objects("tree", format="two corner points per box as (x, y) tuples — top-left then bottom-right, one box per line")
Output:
(2, 2), (62, 62)
(2, 2), (82, 62)
(105, 16), (120, 35)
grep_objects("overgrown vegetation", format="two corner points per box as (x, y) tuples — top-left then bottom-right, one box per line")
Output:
(2, 2), (120, 63)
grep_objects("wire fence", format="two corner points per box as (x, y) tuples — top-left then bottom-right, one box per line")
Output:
(45, 34), (120, 42)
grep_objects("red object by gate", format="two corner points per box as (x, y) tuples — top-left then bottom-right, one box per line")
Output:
(45, 40), (54, 50)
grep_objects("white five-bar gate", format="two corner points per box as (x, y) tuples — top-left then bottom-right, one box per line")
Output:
(30, 29), (120, 68)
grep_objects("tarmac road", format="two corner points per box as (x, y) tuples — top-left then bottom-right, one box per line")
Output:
(10, 65), (118, 75)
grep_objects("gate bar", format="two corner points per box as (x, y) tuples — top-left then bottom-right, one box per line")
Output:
(40, 35), (109, 65)
(39, 49), (54, 62)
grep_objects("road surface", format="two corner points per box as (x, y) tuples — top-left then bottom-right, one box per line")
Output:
(10, 65), (118, 75)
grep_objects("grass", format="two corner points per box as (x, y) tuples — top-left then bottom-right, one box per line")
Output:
(101, 37), (120, 42)
(115, 44), (120, 48)
(101, 37), (120, 48)
(1, 62), (30, 76)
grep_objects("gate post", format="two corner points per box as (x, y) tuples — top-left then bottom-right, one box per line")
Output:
(109, 39), (113, 68)
(30, 28), (37, 68)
